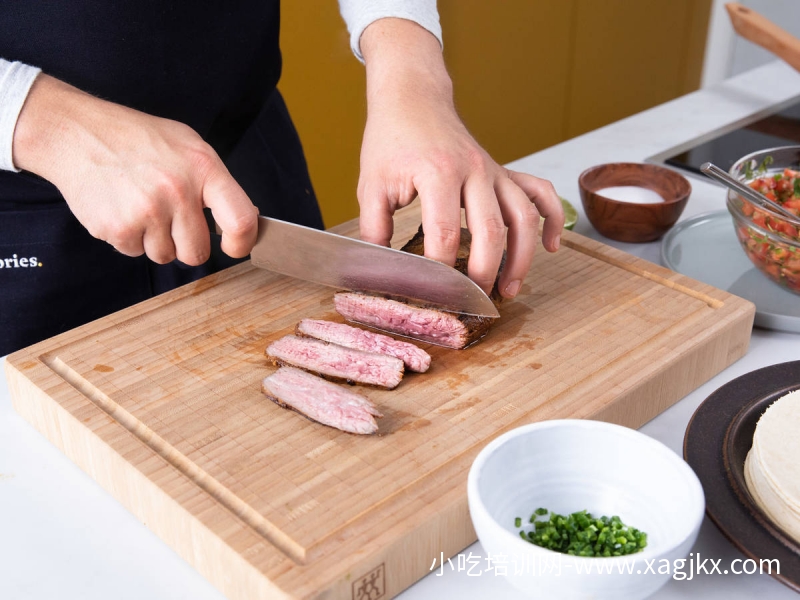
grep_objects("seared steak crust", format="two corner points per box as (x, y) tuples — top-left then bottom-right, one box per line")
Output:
(334, 227), (503, 349)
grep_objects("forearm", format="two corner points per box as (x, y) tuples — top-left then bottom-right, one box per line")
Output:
(0, 58), (41, 172)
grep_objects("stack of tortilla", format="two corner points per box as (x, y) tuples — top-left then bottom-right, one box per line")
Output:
(745, 389), (800, 543)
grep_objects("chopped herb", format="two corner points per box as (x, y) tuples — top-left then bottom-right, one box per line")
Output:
(794, 178), (800, 197)
(744, 161), (754, 180)
(515, 509), (647, 557)
(515, 517), (522, 528)
(774, 173), (783, 181)
(757, 155), (774, 175)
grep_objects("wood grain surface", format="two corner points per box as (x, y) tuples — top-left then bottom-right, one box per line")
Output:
(5, 201), (754, 600)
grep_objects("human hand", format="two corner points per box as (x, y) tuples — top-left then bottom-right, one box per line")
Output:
(357, 19), (564, 299)
(12, 74), (258, 265)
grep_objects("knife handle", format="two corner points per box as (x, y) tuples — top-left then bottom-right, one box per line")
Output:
(203, 208), (222, 236)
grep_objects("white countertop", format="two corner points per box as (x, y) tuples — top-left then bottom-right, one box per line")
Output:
(2, 60), (799, 600)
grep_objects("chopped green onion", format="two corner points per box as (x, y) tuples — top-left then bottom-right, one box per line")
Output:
(757, 155), (774, 175)
(514, 509), (647, 557)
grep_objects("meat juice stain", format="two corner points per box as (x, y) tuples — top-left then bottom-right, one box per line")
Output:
(437, 398), (480, 414)
(93, 364), (114, 373)
(445, 372), (470, 390)
(404, 418), (431, 431)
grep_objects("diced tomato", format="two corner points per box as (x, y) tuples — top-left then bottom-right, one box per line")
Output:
(784, 198), (800, 210)
(752, 212), (768, 229)
(765, 263), (782, 278)
(785, 257), (800, 271)
(741, 202), (755, 217)
(775, 222), (799, 237)
(776, 178), (793, 194)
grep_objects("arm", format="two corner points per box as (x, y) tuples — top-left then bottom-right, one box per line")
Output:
(7, 65), (257, 264)
(0, 59), (40, 171)
(339, 11), (564, 298)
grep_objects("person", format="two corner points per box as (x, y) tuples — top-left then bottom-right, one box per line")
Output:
(0, 1), (563, 357)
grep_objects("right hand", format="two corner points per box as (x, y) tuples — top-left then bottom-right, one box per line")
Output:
(12, 74), (258, 265)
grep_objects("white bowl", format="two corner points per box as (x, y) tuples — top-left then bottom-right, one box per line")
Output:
(467, 419), (705, 599)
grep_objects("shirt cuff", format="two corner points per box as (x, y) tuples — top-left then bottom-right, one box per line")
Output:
(338, 0), (443, 63)
(0, 59), (41, 172)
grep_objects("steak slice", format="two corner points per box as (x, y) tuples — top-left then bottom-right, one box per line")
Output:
(266, 334), (404, 389)
(261, 367), (382, 435)
(334, 227), (502, 349)
(296, 318), (431, 373)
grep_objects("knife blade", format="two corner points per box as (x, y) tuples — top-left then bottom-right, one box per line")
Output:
(210, 212), (499, 318)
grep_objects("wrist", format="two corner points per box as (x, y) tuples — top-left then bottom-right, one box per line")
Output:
(361, 18), (454, 111)
(13, 74), (90, 178)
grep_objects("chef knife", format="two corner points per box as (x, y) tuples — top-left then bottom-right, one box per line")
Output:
(207, 212), (500, 318)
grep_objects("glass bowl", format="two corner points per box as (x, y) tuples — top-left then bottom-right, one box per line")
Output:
(727, 146), (800, 295)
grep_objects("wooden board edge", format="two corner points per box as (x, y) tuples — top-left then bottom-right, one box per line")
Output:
(3, 359), (294, 600)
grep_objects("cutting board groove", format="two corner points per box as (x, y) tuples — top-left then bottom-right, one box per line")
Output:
(6, 202), (754, 600)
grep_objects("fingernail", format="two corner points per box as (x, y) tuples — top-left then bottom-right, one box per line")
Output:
(504, 279), (521, 297)
(555, 234), (561, 250)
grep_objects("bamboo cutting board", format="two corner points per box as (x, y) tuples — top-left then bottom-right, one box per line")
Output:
(6, 203), (754, 600)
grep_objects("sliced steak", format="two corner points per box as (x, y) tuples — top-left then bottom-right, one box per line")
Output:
(261, 367), (382, 435)
(296, 318), (431, 373)
(333, 227), (502, 349)
(266, 334), (404, 389)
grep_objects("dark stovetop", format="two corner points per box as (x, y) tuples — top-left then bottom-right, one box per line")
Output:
(653, 98), (800, 178)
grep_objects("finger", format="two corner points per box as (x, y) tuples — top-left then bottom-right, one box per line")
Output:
(416, 174), (463, 267)
(107, 219), (146, 258)
(463, 177), (506, 294)
(357, 180), (395, 247)
(202, 165), (258, 259)
(142, 219), (177, 264)
(508, 171), (564, 252)
(112, 232), (146, 258)
(172, 204), (211, 266)
(494, 177), (540, 298)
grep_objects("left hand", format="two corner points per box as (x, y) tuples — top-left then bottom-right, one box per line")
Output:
(357, 18), (564, 299)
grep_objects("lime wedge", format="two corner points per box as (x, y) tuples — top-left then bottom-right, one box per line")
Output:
(560, 197), (578, 231)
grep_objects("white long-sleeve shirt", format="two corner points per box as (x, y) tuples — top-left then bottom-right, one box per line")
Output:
(0, 0), (441, 172)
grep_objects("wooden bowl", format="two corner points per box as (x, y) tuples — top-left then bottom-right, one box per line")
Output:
(578, 163), (691, 243)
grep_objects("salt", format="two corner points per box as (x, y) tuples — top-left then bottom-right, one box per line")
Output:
(596, 186), (665, 204)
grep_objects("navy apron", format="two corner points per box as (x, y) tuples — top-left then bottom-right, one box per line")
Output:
(0, 1), (323, 356)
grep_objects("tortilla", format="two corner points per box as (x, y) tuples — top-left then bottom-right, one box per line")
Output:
(744, 389), (800, 543)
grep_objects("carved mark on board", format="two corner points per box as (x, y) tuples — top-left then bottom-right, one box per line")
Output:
(352, 563), (385, 600)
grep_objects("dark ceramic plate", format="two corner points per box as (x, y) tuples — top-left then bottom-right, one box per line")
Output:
(684, 361), (800, 592)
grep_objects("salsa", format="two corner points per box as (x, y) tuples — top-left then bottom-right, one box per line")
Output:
(737, 165), (800, 293)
